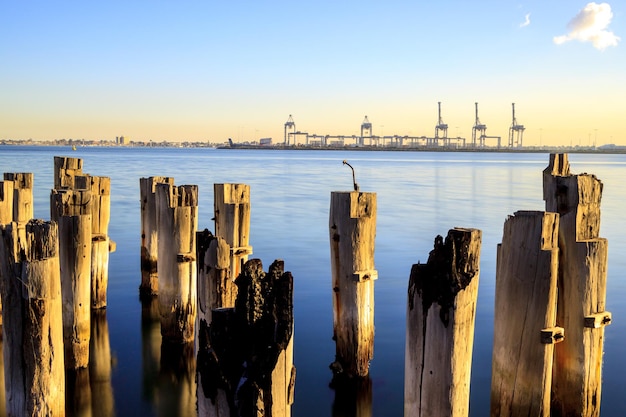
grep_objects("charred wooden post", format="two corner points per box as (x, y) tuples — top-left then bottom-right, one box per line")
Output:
(51, 188), (93, 369)
(543, 153), (609, 417)
(490, 211), (560, 417)
(197, 229), (233, 327)
(405, 228), (482, 417)
(197, 259), (296, 417)
(156, 183), (198, 343)
(54, 155), (83, 189)
(0, 220), (65, 416)
(90, 310), (115, 417)
(140, 176), (175, 295)
(214, 183), (252, 279)
(329, 191), (377, 378)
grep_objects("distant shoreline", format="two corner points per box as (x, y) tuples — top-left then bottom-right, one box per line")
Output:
(3, 142), (626, 155)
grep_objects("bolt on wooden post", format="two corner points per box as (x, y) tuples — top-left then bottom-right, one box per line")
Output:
(156, 183), (198, 343)
(543, 153), (610, 417)
(329, 190), (377, 378)
(405, 228), (481, 417)
(51, 188), (93, 369)
(140, 176), (175, 296)
(213, 183), (252, 279)
(490, 211), (561, 417)
(0, 220), (65, 416)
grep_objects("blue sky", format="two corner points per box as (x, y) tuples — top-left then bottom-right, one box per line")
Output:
(1, 1), (623, 145)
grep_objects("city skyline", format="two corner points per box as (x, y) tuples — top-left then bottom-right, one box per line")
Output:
(1, 1), (623, 146)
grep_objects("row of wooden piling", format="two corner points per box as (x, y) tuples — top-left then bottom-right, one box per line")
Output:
(0, 153), (612, 415)
(0, 157), (114, 415)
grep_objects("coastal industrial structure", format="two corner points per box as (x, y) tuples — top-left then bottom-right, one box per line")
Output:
(283, 102), (525, 149)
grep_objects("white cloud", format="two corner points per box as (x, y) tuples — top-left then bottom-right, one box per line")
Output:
(520, 13), (531, 28)
(554, 2), (620, 50)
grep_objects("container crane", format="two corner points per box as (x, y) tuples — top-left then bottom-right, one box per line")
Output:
(508, 103), (525, 147)
(284, 115), (296, 145)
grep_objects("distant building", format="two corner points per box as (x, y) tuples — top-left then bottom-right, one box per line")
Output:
(259, 138), (272, 146)
(119, 135), (127, 145)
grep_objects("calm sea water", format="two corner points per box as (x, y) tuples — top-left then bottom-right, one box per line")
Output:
(1, 146), (625, 417)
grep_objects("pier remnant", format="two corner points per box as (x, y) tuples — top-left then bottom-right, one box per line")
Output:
(490, 211), (560, 417)
(543, 153), (610, 417)
(51, 188), (93, 369)
(329, 190), (377, 378)
(405, 228), (481, 417)
(197, 259), (295, 417)
(0, 220), (65, 416)
(213, 183), (252, 279)
(156, 183), (198, 343)
(140, 176), (175, 295)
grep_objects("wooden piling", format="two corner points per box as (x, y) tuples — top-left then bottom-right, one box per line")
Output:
(0, 220), (65, 416)
(543, 153), (609, 417)
(490, 211), (560, 417)
(156, 183), (198, 343)
(4, 172), (34, 225)
(51, 188), (92, 369)
(82, 175), (112, 309)
(0, 179), (14, 224)
(197, 259), (295, 417)
(214, 183), (252, 279)
(140, 176), (175, 295)
(405, 228), (482, 417)
(197, 229), (233, 327)
(54, 155), (83, 189)
(329, 191), (377, 378)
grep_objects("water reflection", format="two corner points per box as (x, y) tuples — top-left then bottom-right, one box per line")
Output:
(140, 295), (160, 404)
(66, 369), (92, 417)
(158, 342), (196, 417)
(141, 295), (196, 417)
(331, 376), (372, 417)
(90, 310), (115, 417)
(0, 337), (5, 417)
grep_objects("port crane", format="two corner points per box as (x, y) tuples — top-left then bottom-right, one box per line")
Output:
(471, 102), (501, 148)
(508, 103), (525, 147)
(284, 115), (296, 145)
(361, 116), (373, 146)
(434, 101), (449, 145)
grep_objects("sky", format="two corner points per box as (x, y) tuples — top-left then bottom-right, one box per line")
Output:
(1, 1), (624, 146)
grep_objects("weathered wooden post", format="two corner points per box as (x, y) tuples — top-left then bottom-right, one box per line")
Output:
(490, 211), (561, 417)
(51, 188), (92, 369)
(214, 183), (252, 279)
(0, 179), (14, 224)
(331, 377), (372, 417)
(0, 178), (14, 329)
(90, 310), (115, 417)
(0, 220), (65, 416)
(197, 259), (296, 417)
(77, 175), (113, 309)
(140, 176), (175, 296)
(197, 229), (233, 327)
(543, 153), (610, 417)
(156, 183), (198, 343)
(329, 191), (377, 378)
(4, 172), (34, 226)
(54, 155), (83, 189)
(405, 228), (482, 417)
